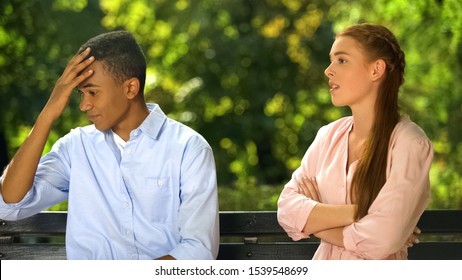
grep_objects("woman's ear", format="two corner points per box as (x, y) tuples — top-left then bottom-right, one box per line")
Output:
(371, 59), (387, 81)
(125, 77), (140, 100)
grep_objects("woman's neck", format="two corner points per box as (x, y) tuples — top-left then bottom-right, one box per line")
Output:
(350, 104), (375, 140)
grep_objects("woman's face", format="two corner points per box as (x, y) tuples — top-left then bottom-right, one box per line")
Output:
(324, 35), (378, 110)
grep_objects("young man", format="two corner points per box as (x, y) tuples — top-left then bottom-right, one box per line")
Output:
(0, 31), (219, 260)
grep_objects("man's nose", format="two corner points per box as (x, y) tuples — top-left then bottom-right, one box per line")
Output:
(79, 94), (92, 112)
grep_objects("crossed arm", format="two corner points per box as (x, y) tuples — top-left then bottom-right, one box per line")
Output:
(296, 176), (420, 248)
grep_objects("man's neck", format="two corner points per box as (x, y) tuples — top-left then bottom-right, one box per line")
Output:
(112, 102), (149, 141)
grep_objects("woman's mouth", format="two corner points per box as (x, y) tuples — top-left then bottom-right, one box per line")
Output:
(328, 81), (339, 92)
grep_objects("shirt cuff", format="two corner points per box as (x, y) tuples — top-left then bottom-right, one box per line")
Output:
(342, 224), (356, 252)
(279, 196), (319, 241)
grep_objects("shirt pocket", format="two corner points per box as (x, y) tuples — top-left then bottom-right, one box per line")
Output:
(145, 177), (170, 191)
(141, 177), (175, 222)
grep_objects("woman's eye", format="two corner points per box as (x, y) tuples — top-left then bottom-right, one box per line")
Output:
(338, 59), (346, 64)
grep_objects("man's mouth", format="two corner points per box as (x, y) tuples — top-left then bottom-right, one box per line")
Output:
(88, 114), (100, 122)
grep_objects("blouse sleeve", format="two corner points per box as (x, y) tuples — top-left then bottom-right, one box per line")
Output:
(277, 125), (328, 241)
(342, 123), (433, 259)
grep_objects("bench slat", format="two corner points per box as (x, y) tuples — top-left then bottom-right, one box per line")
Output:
(219, 211), (284, 235)
(1, 210), (461, 260)
(217, 243), (318, 260)
(2, 210), (461, 235)
(0, 244), (66, 260)
(218, 242), (462, 260)
(0, 212), (67, 234)
(2, 242), (462, 260)
(417, 210), (462, 232)
(408, 242), (462, 260)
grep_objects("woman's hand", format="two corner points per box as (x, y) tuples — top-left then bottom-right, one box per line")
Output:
(295, 175), (321, 202)
(406, 226), (421, 247)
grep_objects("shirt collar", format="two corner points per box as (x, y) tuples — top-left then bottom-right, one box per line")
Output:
(138, 103), (167, 140)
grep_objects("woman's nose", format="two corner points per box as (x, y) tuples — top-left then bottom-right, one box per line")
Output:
(324, 64), (333, 77)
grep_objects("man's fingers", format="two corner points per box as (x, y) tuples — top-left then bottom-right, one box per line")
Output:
(60, 56), (94, 90)
(73, 69), (94, 86)
(64, 47), (91, 73)
(62, 48), (94, 80)
(70, 56), (95, 78)
(71, 47), (91, 64)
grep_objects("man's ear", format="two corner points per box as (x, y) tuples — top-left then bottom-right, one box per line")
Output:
(371, 59), (387, 81)
(125, 77), (140, 100)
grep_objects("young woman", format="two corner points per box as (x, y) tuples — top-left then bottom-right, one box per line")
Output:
(277, 23), (433, 260)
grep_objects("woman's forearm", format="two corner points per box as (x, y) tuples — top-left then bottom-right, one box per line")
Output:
(314, 227), (345, 247)
(303, 203), (356, 234)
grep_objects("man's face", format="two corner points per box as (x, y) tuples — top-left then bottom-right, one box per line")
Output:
(77, 61), (130, 132)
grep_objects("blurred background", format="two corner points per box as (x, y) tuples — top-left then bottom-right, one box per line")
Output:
(0, 0), (461, 211)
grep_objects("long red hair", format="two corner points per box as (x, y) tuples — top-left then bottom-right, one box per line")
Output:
(339, 24), (406, 220)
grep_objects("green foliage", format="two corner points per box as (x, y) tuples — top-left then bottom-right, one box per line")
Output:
(100, 0), (344, 189)
(0, 0), (106, 144)
(1, 0), (461, 210)
(326, 0), (462, 209)
(218, 184), (281, 211)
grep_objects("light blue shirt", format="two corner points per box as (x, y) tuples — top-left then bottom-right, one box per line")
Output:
(0, 104), (219, 260)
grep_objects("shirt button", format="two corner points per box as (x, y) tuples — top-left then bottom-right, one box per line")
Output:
(157, 179), (163, 187)
(124, 202), (130, 208)
(125, 229), (131, 236)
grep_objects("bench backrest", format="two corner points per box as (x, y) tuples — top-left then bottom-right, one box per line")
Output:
(1, 210), (461, 260)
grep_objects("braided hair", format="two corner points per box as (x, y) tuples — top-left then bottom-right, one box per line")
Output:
(339, 24), (406, 220)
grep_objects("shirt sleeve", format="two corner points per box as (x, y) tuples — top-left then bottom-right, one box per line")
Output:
(0, 136), (71, 221)
(168, 139), (219, 260)
(343, 124), (433, 259)
(277, 125), (328, 240)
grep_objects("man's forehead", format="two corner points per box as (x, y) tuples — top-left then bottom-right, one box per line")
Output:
(78, 82), (101, 89)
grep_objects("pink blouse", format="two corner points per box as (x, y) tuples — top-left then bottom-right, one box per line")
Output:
(277, 116), (433, 259)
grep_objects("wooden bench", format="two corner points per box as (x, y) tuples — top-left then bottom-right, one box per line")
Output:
(1, 210), (461, 260)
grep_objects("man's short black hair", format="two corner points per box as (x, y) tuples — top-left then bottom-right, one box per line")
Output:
(79, 30), (146, 94)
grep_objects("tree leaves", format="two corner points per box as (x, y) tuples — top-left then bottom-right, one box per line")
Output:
(1, 0), (460, 209)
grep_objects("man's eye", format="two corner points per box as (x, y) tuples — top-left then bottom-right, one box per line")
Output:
(89, 91), (96, 95)
(338, 59), (346, 64)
